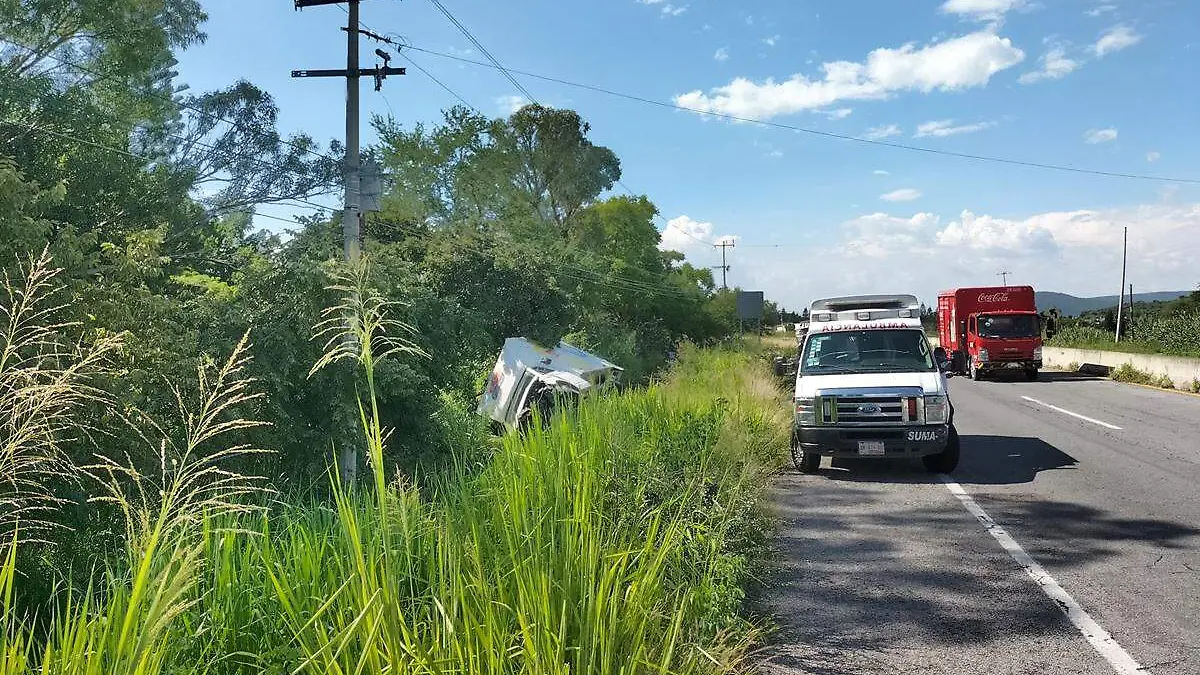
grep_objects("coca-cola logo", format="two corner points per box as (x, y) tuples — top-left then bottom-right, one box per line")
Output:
(978, 292), (1010, 303)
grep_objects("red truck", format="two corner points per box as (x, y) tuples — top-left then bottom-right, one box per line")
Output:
(937, 286), (1043, 381)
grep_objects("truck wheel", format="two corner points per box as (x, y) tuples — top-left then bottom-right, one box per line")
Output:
(791, 440), (821, 474)
(923, 426), (960, 474)
(1025, 368), (1039, 381)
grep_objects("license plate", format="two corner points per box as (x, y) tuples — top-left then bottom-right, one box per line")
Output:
(857, 441), (885, 456)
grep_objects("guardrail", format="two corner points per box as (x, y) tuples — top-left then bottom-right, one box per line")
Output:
(1043, 346), (1200, 391)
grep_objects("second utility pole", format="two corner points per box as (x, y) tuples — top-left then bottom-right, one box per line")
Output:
(714, 240), (735, 289)
(1116, 226), (1127, 343)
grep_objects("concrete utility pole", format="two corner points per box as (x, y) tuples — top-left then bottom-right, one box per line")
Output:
(712, 240), (735, 289)
(1116, 226), (1128, 343)
(998, 270), (1011, 286)
(292, 0), (404, 486)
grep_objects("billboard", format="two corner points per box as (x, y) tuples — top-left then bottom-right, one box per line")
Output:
(736, 290), (764, 321)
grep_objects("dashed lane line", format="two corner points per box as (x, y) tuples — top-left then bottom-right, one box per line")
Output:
(1021, 395), (1123, 430)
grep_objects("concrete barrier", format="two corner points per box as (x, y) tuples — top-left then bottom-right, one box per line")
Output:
(1043, 346), (1200, 391)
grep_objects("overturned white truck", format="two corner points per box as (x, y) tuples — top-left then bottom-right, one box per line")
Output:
(477, 338), (623, 432)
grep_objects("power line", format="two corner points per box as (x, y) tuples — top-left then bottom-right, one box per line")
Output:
(348, 27), (718, 287)
(424, 0), (538, 105)
(397, 42), (1200, 186)
(397, 12), (718, 253)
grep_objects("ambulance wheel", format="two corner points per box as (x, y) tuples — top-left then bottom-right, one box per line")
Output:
(791, 438), (821, 474)
(923, 426), (961, 474)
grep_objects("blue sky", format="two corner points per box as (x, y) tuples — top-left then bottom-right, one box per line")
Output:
(177, 0), (1200, 309)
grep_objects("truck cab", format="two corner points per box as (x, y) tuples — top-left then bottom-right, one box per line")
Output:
(791, 295), (959, 475)
(937, 286), (1043, 381)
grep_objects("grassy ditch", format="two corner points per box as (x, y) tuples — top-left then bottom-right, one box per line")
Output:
(2, 266), (789, 675)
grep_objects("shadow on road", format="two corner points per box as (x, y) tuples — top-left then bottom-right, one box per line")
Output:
(818, 434), (1078, 486)
(754, 471), (1200, 674)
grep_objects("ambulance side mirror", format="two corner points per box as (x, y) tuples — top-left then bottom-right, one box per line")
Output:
(933, 346), (952, 373)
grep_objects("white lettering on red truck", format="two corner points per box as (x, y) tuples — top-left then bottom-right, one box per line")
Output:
(977, 292), (1011, 303)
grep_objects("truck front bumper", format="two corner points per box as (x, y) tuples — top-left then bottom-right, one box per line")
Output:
(978, 359), (1042, 373)
(793, 424), (951, 458)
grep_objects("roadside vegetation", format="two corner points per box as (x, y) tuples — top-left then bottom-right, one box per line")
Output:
(1, 256), (788, 673)
(1110, 363), (1176, 390)
(1, 4), (793, 672)
(1048, 313), (1200, 358)
(1048, 290), (1200, 358)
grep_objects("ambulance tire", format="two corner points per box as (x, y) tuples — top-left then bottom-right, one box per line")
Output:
(923, 426), (961, 474)
(791, 435), (821, 474)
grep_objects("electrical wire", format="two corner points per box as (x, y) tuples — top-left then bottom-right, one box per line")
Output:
(396, 42), (1200, 186)
(424, 0), (539, 105)
(347, 27), (718, 292)
(393, 11), (723, 257)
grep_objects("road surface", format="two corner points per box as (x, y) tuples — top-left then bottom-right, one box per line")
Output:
(759, 372), (1200, 675)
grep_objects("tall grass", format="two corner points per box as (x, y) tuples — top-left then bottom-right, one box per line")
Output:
(2, 254), (789, 674)
(0, 249), (122, 539)
(1051, 315), (1200, 357)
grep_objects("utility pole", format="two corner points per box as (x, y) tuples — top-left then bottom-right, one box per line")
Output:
(292, 0), (404, 485)
(998, 270), (1011, 286)
(712, 240), (735, 289)
(1115, 226), (1127, 343)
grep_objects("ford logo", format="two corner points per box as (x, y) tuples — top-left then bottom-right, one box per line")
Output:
(857, 403), (882, 414)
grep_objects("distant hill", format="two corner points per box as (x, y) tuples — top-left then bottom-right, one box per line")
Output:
(1037, 290), (1192, 316)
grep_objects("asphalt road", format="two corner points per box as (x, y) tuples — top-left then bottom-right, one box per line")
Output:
(758, 372), (1200, 675)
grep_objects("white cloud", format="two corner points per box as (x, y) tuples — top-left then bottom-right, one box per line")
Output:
(661, 3), (687, 16)
(496, 95), (529, 114)
(881, 188), (922, 202)
(935, 210), (1058, 252)
(1085, 4), (1117, 18)
(1093, 25), (1142, 57)
(914, 119), (995, 137)
(822, 108), (853, 120)
(863, 124), (902, 140)
(763, 35), (781, 47)
(1146, 151), (1161, 163)
(659, 216), (711, 251)
(1018, 47), (1080, 83)
(673, 30), (1024, 121)
(1084, 127), (1118, 144)
(767, 149), (784, 158)
(873, 169), (890, 175)
(940, 0), (1027, 21)
(659, 215), (738, 253)
(714, 47), (729, 62)
(730, 203), (1200, 310)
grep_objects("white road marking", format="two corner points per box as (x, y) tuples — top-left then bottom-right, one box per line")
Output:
(1020, 396), (1123, 430)
(941, 478), (1144, 675)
